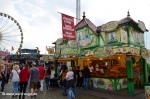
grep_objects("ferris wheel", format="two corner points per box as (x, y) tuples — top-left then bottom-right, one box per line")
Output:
(0, 12), (23, 54)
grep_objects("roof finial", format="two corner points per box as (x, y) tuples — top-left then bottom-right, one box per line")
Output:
(127, 10), (130, 17)
(83, 11), (86, 19)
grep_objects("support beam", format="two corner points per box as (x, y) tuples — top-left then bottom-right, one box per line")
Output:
(126, 56), (134, 94)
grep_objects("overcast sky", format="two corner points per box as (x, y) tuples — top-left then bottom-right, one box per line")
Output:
(0, 0), (150, 54)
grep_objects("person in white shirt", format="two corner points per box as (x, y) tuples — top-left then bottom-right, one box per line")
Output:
(50, 67), (55, 89)
(10, 65), (20, 98)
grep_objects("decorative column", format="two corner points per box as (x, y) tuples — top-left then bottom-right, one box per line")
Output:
(143, 59), (148, 85)
(126, 56), (134, 94)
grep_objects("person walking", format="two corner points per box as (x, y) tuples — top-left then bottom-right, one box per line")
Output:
(19, 64), (30, 99)
(76, 66), (83, 89)
(0, 69), (6, 92)
(38, 61), (45, 92)
(30, 62), (39, 98)
(10, 65), (20, 98)
(66, 66), (75, 99)
(72, 66), (77, 97)
(6, 65), (11, 83)
(50, 66), (55, 89)
(83, 65), (90, 90)
(45, 66), (51, 91)
(61, 65), (67, 96)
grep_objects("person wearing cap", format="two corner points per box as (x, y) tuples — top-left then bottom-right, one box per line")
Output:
(38, 61), (45, 92)
(30, 62), (39, 98)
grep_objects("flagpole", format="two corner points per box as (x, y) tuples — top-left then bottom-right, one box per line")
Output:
(57, 12), (80, 20)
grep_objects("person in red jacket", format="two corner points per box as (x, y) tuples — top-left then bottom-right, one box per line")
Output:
(38, 61), (45, 92)
(19, 64), (30, 99)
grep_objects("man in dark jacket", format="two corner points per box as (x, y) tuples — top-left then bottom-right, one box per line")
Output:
(83, 65), (90, 90)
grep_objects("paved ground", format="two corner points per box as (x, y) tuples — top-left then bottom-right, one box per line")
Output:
(0, 82), (145, 99)
(0, 82), (100, 99)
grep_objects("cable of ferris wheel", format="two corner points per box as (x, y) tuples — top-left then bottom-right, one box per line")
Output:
(0, 18), (9, 30)
(2, 35), (21, 37)
(0, 16), (4, 26)
(2, 39), (21, 43)
(1, 23), (14, 33)
(1, 28), (20, 35)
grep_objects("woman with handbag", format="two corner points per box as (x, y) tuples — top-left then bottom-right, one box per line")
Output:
(10, 65), (20, 98)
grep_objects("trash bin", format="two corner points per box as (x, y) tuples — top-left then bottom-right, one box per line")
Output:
(145, 86), (150, 99)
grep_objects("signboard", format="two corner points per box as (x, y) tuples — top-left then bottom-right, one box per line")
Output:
(94, 46), (114, 58)
(113, 47), (140, 55)
(47, 48), (54, 54)
(61, 48), (77, 55)
(138, 20), (146, 32)
(101, 21), (118, 32)
(21, 49), (37, 54)
(62, 14), (76, 40)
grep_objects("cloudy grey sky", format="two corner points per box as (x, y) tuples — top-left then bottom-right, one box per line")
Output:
(0, 0), (150, 54)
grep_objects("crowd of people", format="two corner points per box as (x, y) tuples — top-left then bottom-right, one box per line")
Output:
(0, 61), (91, 99)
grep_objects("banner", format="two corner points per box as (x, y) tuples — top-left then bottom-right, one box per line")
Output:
(62, 14), (76, 40)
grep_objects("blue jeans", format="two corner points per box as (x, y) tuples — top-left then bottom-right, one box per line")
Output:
(27, 77), (31, 90)
(1, 81), (6, 91)
(12, 81), (19, 94)
(84, 78), (89, 90)
(45, 77), (50, 90)
(73, 82), (76, 97)
(68, 87), (75, 99)
(62, 80), (67, 95)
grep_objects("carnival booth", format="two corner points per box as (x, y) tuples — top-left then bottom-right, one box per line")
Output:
(53, 11), (150, 95)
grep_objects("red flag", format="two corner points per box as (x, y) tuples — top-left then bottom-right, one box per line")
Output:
(12, 46), (14, 51)
(62, 14), (76, 40)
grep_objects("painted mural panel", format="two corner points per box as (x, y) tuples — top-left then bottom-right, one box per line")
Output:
(134, 31), (140, 44)
(116, 29), (121, 42)
(94, 46), (114, 58)
(90, 78), (127, 90)
(121, 29), (127, 43)
(90, 78), (114, 90)
(130, 27), (134, 43)
(76, 27), (98, 48)
(60, 40), (79, 58)
(107, 31), (118, 44)
(118, 78), (128, 90)
(140, 33), (145, 46)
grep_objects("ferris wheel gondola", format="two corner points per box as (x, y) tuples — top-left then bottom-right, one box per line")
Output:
(0, 12), (23, 54)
